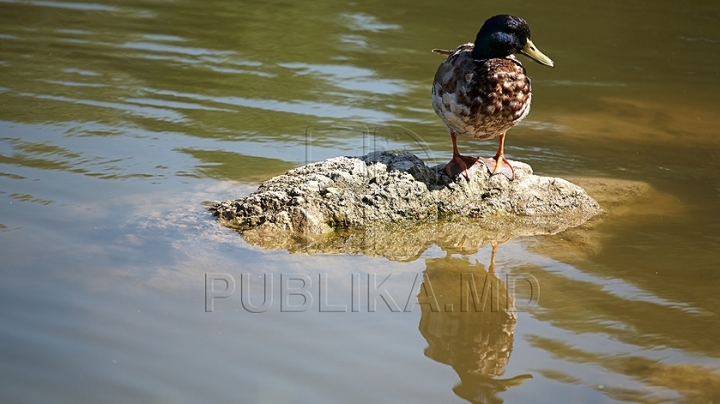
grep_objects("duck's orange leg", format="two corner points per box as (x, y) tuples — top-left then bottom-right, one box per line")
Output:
(445, 131), (482, 180)
(481, 133), (515, 181)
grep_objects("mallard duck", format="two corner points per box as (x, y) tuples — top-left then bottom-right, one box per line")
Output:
(432, 14), (555, 180)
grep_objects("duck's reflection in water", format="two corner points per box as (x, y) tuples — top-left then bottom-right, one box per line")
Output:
(418, 242), (532, 404)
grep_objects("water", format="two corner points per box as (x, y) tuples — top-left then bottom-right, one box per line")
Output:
(1, 0), (720, 402)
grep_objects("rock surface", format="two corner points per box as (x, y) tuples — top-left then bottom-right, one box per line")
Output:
(210, 151), (602, 252)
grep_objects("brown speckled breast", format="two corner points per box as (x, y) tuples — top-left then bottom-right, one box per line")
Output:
(432, 44), (532, 140)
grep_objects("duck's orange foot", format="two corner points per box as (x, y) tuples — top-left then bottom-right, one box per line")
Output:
(445, 154), (482, 180)
(481, 155), (515, 181)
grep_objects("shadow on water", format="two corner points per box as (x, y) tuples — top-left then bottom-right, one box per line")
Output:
(419, 243), (533, 404)
(211, 171), (720, 402)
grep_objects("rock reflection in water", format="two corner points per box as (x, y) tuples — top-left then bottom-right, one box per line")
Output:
(237, 213), (594, 261)
(419, 243), (532, 404)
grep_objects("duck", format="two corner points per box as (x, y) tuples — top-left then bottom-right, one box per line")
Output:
(431, 14), (555, 180)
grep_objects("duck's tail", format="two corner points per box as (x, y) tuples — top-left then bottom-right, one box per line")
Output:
(431, 48), (453, 56)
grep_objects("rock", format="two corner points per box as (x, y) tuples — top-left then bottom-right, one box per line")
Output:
(210, 151), (602, 257)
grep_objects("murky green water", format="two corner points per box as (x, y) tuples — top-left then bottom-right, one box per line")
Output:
(2, 0), (720, 402)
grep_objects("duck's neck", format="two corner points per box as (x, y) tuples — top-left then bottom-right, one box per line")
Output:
(471, 33), (515, 60)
